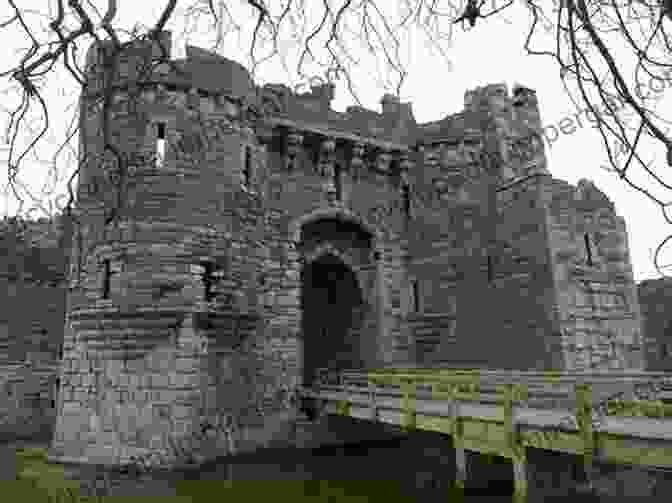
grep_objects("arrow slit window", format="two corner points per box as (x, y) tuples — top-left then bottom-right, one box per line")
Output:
(101, 259), (111, 299)
(333, 163), (342, 201)
(155, 122), (166, 168)
(584, 234), (593, 266)
(243, 145), (253, 189)
(402, 183), (411, 218)
(409, 279), (421, 314)
(202, 261), (215, 302)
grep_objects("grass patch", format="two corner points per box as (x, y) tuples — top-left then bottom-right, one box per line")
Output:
(7, 448), (439, 502)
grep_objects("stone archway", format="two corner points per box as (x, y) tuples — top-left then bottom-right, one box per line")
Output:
(297, 216), (379, 387)
(301, 253), (366, 386)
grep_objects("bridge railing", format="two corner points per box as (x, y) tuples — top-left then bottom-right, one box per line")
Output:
(314, 367), (672, 420)
(309, 367), (672, 499)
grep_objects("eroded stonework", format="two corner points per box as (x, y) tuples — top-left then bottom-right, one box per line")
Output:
(46, 32), (644, 466)
(638, 278), (672, 370)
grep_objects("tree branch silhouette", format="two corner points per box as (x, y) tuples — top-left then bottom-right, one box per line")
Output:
(1, 0), (672, 278)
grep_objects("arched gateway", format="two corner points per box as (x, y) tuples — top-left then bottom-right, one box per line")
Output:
(297, 216), (380, 387)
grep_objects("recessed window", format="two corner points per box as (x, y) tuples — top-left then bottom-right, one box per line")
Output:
(102, 259), (111, 299)
(487, 255), (493, 282)
(410, 279), (421, 313)
(333, 163), (343, 201)
(243, 145), (253, 188)
(402, 182), (412, 218)
(155, 122), (166, 168)
(201, 261), (215, 302)
(584, 233), (593, 266)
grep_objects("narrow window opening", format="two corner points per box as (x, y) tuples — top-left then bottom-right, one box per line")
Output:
(243, 145), (253, 188)
(102, 259), (111, 299)
(584, 233), (593, 266)
(402, 183), (411, 218)
(202, 261), (215, 302)
(333, 163), (342, 201)
(155, 122), (166, 168)
(487, 255), (493, 282)
(412, 280), (420, 313)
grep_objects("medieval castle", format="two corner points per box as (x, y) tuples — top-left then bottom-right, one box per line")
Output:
(0, 31), (660, 466)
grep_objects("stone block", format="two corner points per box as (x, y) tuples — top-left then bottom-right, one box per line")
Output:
(81, 373), (93, 387)
(151, 374), (169, 388)
(172, 404), (193, 419)
(175, 356), (198, 373)
(172, 419), (192, 436)
(128, 374), (140, 388)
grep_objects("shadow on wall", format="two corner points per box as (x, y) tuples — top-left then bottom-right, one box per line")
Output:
(0, 360), (57, 443)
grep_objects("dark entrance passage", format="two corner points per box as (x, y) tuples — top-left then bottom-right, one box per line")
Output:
(301, 253), (365, 387)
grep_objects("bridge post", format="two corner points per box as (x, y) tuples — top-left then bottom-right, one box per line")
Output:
(369, 381), (378, 420)
(450, 384), (468, 490)
(575, 383), (595, 492)
(401, 379), (416, 431)
(505, 383), (529, 503)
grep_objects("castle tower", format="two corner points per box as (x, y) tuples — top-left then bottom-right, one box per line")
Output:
(545, 179), (644, 370)
(51, 33), (270, 465)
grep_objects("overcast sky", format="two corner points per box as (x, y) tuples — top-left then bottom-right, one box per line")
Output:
(1, 0), (671, 282)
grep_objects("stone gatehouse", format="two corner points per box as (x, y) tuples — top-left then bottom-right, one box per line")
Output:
(45, 31), (643, 466)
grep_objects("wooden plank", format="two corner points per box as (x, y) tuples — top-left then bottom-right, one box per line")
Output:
(461, 436), (510, 458)
(596, 433), (672, 468)
(415, 413), (454, 435)
(519, 427), (584, 454)
(462, 417), (506, 444)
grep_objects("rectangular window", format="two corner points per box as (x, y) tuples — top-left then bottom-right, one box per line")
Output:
(102, 259), (111, 299)
(243, 145), (253, 188)
(402, 183), (411, 218)
(334, 163), (342, 201)
(202, 261), (215, 302)
(411, 280), (421, 313)
(487, 255), (493, 282)
(156, 122), (166, 168)
(584, 234), (593, 266)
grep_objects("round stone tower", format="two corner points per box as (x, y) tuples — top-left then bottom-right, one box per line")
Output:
(51, 32), (270, 465)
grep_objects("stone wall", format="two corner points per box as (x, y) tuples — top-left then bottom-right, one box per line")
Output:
(546, 178), (643, 370)
(45, 32), (647, 467)
(0, 359), (58, 441)
(638, 277), (672, 370)
(0, 218), (66, 441)
(0, 217), (68, 363)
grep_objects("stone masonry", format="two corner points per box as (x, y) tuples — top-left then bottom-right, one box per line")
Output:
(41, 31), (645, 466)
(638, 278), (672, 370)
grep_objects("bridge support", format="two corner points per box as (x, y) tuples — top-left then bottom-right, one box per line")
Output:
(454, 444), (467, 490)
(512, 457), (528, 502)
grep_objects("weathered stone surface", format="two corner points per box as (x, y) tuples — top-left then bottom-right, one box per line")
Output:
(638, 277), (672, 370)
(0, 34), (647, 466)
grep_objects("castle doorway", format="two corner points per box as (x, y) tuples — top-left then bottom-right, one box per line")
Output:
(300, 253), (366, 387)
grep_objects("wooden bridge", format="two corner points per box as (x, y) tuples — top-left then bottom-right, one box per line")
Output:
(300, 367), (672, 501)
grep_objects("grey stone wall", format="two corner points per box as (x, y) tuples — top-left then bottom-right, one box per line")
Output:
(546, 178), (643, 370)
(46, 34), (647, 467)
(638, 278), (672, 370)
